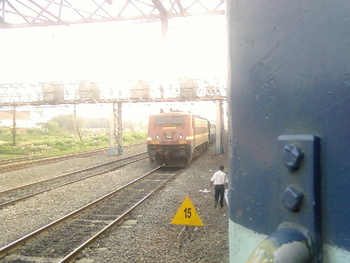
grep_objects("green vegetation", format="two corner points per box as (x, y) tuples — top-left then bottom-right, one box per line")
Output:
(0, 116), (146, 159)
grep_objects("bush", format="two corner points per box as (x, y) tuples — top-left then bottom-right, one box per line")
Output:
(0, 127), (145, 158)
(123, 132), (147, 144)
(0, 127), (13, 142)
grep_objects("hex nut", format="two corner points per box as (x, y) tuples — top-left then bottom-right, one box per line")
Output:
(282, 185), (304, 212)
(282, 144), (304, 172)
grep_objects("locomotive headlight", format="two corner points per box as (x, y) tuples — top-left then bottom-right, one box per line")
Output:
(155, 134), (160, 140)
(179, 133), (183, 139)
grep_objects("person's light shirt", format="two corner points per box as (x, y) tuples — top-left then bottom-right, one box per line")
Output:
(211, 170), (228, 185)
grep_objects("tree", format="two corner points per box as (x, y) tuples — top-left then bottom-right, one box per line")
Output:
(51, 115), (86, 131)
(44, 121), (60, 134)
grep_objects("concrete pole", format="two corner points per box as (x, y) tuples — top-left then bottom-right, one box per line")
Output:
(12, 105), (16, 146)
(108, 102), (115, 156)
(74, 104), (82, 142)
(117, 102), (123, 155)
(215, 99), (223, 155)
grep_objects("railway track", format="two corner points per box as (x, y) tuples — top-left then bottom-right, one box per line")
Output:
(0, 148), (107, 173)
(0, 166), (182, 263)
(0, 151), (148, 209)
(0, 142), (146, 174)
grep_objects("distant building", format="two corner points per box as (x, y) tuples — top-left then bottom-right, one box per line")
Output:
(0, 110), (39, 128)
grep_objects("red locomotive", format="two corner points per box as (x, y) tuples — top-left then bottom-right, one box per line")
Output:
(147, 111), (215, 166)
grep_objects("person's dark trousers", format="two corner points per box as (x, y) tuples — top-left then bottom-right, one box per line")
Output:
(214, 184), (225, 208)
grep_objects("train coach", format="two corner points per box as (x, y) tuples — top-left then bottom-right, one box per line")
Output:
(147, 111), (214, 166)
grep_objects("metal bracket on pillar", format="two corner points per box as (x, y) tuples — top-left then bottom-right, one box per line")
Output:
(277, 135), (321, 262)
(248, 135), (321, 262)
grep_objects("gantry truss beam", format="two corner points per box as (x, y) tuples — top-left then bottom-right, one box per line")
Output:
(0, 79), (226, 107)
(0, 0), (225, 28)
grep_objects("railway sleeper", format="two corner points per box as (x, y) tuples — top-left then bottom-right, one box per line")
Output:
(73, 219), (111, 226)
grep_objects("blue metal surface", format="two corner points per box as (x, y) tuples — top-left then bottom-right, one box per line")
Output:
(227, 0), (350, 252)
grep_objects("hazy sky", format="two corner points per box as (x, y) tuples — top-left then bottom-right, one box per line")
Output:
(0, 15), (226, 121)
(0, 15), (226, 83)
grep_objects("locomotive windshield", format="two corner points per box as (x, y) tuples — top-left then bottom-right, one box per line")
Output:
(154, 117), (168, 124)
(171, 116), (185, 124)
(154, 116), (185, 125)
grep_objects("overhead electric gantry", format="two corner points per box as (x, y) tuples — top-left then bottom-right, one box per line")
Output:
(0, 79), (227, 155)
(0, 0), (226, 156)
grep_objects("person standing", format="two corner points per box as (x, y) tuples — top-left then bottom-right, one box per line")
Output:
(210, 165), (228, 208)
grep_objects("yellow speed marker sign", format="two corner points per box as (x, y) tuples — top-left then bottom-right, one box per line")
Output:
(171, 196), (204, 226)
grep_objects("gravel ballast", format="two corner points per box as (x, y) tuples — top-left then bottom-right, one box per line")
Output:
(0, 144), (229, 263)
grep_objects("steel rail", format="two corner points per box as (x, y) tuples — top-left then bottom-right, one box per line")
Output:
(0, 152), (148, 209)
(0, 141), (146, 172)
(0, 147), (106, 167)
(60, 167), (182, 263)
(0, 151), (104, 173)
(0, 166), (165, 258)
(0, 151), (147, 195)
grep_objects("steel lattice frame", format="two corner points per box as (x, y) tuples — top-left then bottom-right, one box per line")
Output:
(0, 80), (227, 106)
(0, 0), (225, 28)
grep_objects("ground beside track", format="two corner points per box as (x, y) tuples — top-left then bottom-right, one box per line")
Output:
(78, 145), (230, 263)
(0, 143), (229, 262)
